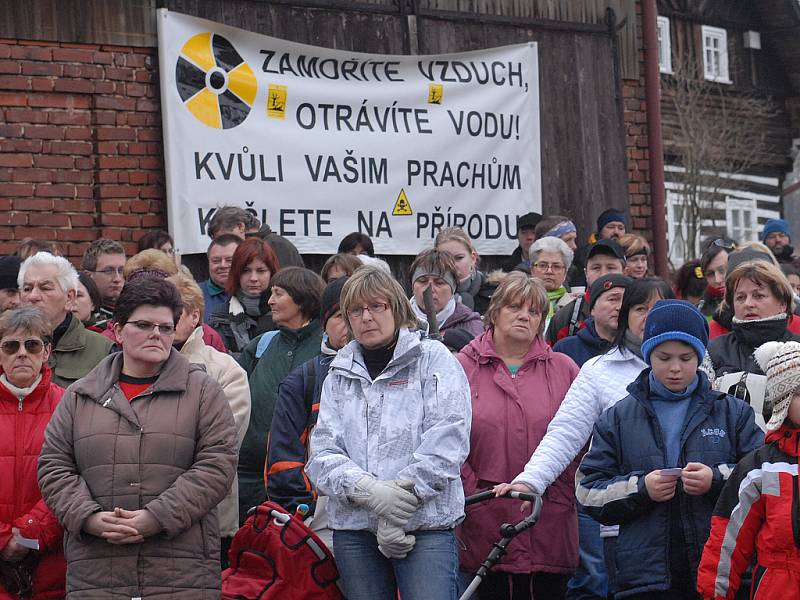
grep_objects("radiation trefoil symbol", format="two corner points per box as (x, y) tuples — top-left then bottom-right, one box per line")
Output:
(175, 33), (257, 129)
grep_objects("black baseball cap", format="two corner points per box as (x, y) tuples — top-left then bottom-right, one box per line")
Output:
(587, 239), (626, 262)
(517, 212), (542, 230)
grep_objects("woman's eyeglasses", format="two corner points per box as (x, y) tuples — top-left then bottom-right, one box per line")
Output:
(1, 339), (45, 355)
(347, 302), (389, 319)
(127, 320), (176, 335)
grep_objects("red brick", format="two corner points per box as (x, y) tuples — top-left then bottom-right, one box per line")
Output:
(128, 173), (148, 185)
(104, 67), (135, 81)
(99, 186), (137, 199)
(139, 185), (162, 199)
(97, 142), (119, 154)
(142, 215), (164, 228)
(0, 75), (30, 90)
(64, 127), (92, 140)
(0, 183), (34, 197)
(35, 183), (75, 197)
(12, 198), (53, 211)
(99, 228), (122, 241)
(57, 199), (95, 212)
(97, 127), (136, 141)
(56, 229), (96, 242)
(0, 124), (23, 137)
(102, 214), (142, 228)
(93, 110), (116, 125)
(139, 157), (161, 170)
(127, 143), (159, 155)
(125, 54), (147, 68)
(0, 154), (32, 167)
(0, 46), (10, 60)
(10, 46), (52, 61)
(53, 78), (94, 94)
(138, 128), (161, 142)
(24, 125), (65, 140)
(54, 170), (92, 184)
(21, 62), (63, 76)
(50, 141), (92, 155)
(28, 94), (90, 109)
(0, 60), (19, 74)
(135, 98), (159, 112)
(60, 42), (100, 50)
(100, 201), (120, 212)
(29, 213), (70, 227)
(14, 227), (56, 240)
(5, 109), (47, 124)
(75, 185), (93, 199)
(62, 64), (104, 79)
(0, 92), (27, 106)
(93, 81), (115, 94)
(74, 157), (93, 170)
(69, 214), (95, 227)
(98, 171), (118, 184)
(0, 139), (42, 153)
(52, 48), (95, 63)
(12, 168), (51, 183)
(134, 70), (154, 84)
(98, 156), (138, 169)
(30, 78), (54, 92)
(94, 96), (136, 111)
(93, 51), (113, 65)
(47, 111), (91, 125)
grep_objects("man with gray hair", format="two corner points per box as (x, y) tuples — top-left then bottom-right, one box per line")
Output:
(19, 252), (112, 387)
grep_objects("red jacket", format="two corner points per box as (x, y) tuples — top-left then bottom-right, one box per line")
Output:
(697, 425), (800, 599)
(456, 330), (580, 574)
(0, 368), (65, 599)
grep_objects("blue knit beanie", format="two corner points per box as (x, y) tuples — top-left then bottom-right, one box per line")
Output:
(596, 209), (627, 233)
(761, 218), (791, 241)
(641, 299), (709, 365)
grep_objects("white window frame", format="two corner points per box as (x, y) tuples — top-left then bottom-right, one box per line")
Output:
(666, 192), (700, 266)
(701, 25), (731, 84)
(725, 197), (758, 243)
(657, 16), (672, 73)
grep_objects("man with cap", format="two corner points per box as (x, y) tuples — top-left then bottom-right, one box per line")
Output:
(569, 208), (628, 287)
(546, 239), (627, 346)
(0, 256), (22, 313)
(577, 299), (762, 599)
(266, 276), (349, 521)
(501, 211), (542, 272)
(761, 218), (795, 264)
(553, 274), (632, 367)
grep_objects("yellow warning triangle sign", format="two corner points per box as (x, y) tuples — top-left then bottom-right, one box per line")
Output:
(392, 189), (413, 215)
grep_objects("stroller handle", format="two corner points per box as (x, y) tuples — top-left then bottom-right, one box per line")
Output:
(465, 489), (539, 506)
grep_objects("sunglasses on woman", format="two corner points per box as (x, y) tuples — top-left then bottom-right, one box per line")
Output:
(0, 339), (46, 355)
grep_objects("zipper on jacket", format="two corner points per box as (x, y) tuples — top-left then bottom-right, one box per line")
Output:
(17, 398), (22, 412)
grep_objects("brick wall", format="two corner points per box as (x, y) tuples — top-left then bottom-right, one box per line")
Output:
(0, 39), (165, 263)
(622, 2), (653, 242)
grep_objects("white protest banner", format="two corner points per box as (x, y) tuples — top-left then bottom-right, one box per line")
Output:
(157, 9), (540, 255)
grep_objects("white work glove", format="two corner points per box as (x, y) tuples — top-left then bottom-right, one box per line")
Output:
(350, 477), (419, 527)
(376, 519), (416, 559)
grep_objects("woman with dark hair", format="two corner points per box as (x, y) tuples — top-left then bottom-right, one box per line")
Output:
(0, 307), (66, 599)
(337, 232), (375, 257)
(209, 238), (279, 357)
(136, 230), (174, 256)
(38, 278), (238, 598)
(697, 237), (736, 319)
(71, 271), (103, 331)
(320, 253), (362, 284)
(673, 259), (706, 306)
(495, 277), (675, 600)
(236, 267), (325, 520)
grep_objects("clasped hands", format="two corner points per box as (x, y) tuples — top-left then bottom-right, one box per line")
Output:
(645, 462), (713, 502)
(352, 477), (420, 560)
(84, 508), (161, 545)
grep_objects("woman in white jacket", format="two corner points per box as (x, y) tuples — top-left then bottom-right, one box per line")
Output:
(306, 266), (471, 600)
(495, 277), (673, 600)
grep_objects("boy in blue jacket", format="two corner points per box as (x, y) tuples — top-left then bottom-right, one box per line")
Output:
(576, 300), (763, 599)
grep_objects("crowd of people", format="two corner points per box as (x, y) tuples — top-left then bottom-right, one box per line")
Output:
(3, 204), (800, 599)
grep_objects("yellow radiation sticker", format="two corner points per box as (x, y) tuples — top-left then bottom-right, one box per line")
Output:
(427, 83), (443, 105)
(267, 84), (288, 119)
(392, 189), (413, 216)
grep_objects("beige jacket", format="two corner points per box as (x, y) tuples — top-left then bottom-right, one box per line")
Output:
(38, 349), (238, 599)
(180, 326), (251, 536)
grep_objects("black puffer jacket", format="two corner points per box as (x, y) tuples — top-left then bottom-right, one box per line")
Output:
(707, 315), (800, 376)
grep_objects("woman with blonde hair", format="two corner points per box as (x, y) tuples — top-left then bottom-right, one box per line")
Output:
(306, 266), (471, 600)
(457, 272), (580, 599)
(618, 233), (650, 279)
(435, 227), (495, 314)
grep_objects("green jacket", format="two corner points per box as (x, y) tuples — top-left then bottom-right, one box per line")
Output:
(49, 314), (113, 388)
(236, 319), (323, 518)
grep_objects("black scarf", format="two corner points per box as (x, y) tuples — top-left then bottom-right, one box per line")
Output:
(52, 313), (72, 348)
(362, 334), (398, 380)
(732, 314), (789, 349)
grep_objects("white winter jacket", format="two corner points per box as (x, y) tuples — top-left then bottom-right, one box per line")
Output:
(513, 346), (645, 494)
(306, 327), (471, 532)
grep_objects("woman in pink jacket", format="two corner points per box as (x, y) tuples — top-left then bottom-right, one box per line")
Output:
(457, 272), (580, 599)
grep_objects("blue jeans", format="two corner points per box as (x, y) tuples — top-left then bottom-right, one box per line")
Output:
(565, 509), (608, 600)
(333, 529), (459, 600)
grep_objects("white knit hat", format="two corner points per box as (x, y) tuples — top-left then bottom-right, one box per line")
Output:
(754, 341), (800, 430)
